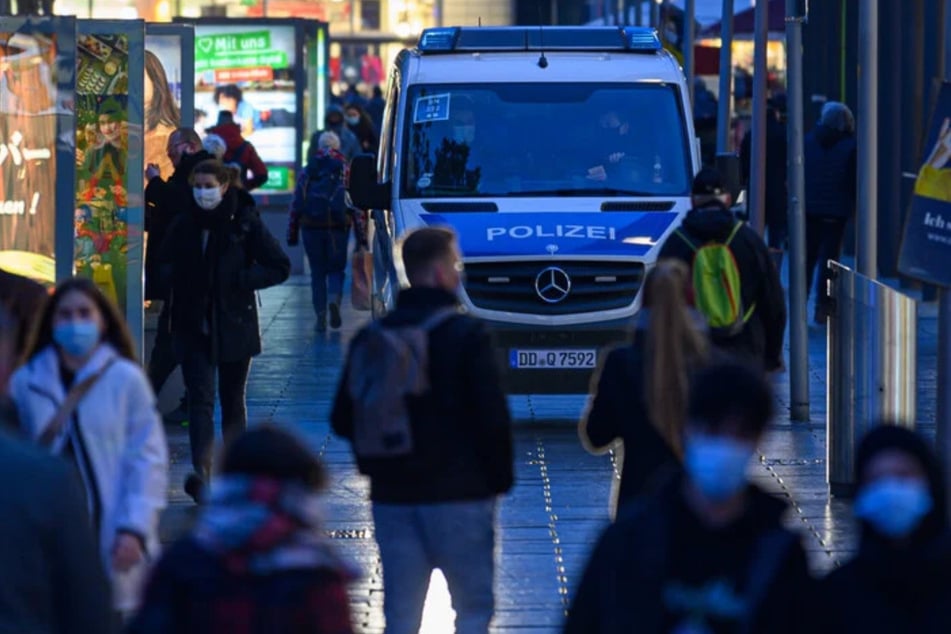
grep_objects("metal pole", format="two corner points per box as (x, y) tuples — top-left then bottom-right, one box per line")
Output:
(684, 0), (696, 106)
(938, 291), (951, 501)
(748, 0), (769, 234)
(786, 0), (809, 421)
(716, 0), (735, 154)
(857, 0), (878, 278)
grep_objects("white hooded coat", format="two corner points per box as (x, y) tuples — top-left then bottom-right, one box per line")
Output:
(9, 343), (169, 611)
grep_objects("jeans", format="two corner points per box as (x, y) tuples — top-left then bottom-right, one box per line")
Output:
(179, 335), (251, 479)
(805, 215), (849, 305)
(301, 227), (349, 317)
(372, 499), (497, 634)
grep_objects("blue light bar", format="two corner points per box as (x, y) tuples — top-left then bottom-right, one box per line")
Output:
(623, 27), (662, 51)
(418, 27), (460, 51)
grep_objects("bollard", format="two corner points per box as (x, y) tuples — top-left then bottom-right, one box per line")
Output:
(826, 261), (917, 497)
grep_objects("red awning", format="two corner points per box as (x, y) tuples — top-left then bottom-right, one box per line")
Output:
(698, 0), (787, 37)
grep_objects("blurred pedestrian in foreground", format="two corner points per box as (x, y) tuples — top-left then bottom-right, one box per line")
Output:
(0, 265), (47, 362)
(9, 277), (168, 616)
(580, 259), (710, 515)
(804, 101), (857, 324)
(128, 426), (358, 634)
(817, 425), (951, 633)
(565, 361), (812, 634)
(332, 226), (514, 634)
(159, 159), (290, 502)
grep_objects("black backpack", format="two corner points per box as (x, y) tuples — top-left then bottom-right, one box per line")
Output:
(299, 155), (350, 228)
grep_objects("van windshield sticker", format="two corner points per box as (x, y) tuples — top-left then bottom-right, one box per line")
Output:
(413, 94), (451, 123)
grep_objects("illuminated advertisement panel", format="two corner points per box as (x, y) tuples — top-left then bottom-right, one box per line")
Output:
(0, 18), (75, 286)
(193, 24), (297, 192)
(143, 34), (182, 185)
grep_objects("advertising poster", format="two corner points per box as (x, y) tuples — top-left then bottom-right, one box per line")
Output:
(0, 27), (68, 285)
(898, 81), (951, 288)
(193, 24), (297, 193)
(143, 34), (182, 187)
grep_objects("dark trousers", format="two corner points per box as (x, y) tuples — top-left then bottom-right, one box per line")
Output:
(147, 302), (178, 395)
(805, 215), (849, 305)
(301, 227), (349, 317)
(179, 336), (251, 479)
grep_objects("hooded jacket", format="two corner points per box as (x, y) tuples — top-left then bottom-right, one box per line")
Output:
(817, 426), (951, 634)
(804, 123), (857, 219)
(658, 204), (787, 371)
(205, 122), (268, 191)
(565, 473), (813, 633)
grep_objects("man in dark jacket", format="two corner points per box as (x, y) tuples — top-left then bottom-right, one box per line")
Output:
(145, 127), (212, 424)
(804, 101), (857, 324)
(0, 429), (113, 633)
(206, 111), (268, 191)
(565, 362), (814, 634)
(742, 95), (789, 268)
(659, 168), (787, 372)
(331, 226), (514, 634)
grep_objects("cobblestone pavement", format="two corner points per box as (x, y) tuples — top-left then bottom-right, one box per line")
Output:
(151, 273), (938, 633)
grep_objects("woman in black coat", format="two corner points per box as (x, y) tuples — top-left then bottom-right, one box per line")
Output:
(160, 159), (290, 502)
(817, 425), (951, 633)
(579, 259), (710, 515)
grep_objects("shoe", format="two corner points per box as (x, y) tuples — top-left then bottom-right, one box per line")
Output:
(316, 313), (327, 332)
(184, 473), (205, 504)
(162, 398), (188, 425)
(329, 302), (342, 329)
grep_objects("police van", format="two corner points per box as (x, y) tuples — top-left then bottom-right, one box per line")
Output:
(350, 26), (729, 393)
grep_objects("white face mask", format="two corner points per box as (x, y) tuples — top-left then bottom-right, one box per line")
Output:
(452, 125), (476, 145)
(193, 186), (223, 210)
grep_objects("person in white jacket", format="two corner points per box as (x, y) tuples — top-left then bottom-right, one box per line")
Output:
(9, 276), (169, 616)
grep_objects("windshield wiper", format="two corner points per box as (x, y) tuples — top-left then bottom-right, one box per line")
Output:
(506, 188), (659, 197)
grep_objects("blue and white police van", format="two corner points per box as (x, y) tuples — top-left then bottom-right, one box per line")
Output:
(349, 25), (714, 393)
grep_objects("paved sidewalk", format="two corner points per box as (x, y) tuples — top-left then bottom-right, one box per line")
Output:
(152, 274), (938, 633)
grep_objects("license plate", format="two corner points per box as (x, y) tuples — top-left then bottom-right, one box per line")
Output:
(509, 349), (597, 369)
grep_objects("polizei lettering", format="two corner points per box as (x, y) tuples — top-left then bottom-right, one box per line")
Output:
(486, 225), (618, 241)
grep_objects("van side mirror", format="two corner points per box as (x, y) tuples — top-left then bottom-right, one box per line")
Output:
(715, 153), (742, 204)
(348, 154), (391, 210)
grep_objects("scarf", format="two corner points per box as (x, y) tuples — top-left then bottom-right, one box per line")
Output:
(193, 475), (359, 578)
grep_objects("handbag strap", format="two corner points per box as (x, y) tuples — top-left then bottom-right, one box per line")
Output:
(38, 358), (115, 448)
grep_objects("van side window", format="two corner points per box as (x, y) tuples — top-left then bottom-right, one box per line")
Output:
(378, 74), (399, 183)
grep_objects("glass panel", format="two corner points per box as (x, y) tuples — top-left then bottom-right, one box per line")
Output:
(402, 83), (691, 200)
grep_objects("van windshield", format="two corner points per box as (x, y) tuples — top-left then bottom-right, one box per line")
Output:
(401, 82), (691, 199)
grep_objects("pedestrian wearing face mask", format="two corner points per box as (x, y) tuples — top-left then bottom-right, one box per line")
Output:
(565, 361), (813, 634)
(816, 425), (951, 634)
(159, 159), (290, 504)
(8, 277), (169, 618)
(343, 103), (379, 154)
(309, 105), (361, 162)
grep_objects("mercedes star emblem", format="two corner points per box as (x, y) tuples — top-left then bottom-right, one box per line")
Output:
(534, 266), (571, 304)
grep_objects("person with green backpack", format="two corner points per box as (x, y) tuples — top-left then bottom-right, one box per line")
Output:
(659, 168), (787, 372)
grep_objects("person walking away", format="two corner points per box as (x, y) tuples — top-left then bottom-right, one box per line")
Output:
(288, 131), (354, 332)
(310, 105), (361, 163)
(331, 227), (514, 634)
(128, 426), (358, 634)
(159, 159), (290, 503)
(144, 127), (213, 425)
(580, 260), (710, 516)
(565, 361), (813, 634)
(206, 111), (269, 191)
(0, 426), (114, 633)
(343, 103), (379, 154)
(741, 95), (789, 270)
(816, 425), (951, 633)
(8, 277), (169, 617)
(659, 168), (787, 372)
(803, 101), (857, 324)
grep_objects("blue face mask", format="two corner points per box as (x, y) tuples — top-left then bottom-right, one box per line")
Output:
(53, 320), (101, 358)
(684, 434), (755, 502)
(854, 477), (933, 539)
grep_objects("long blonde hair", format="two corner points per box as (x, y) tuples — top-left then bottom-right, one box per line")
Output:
(642, 259), (710, 457)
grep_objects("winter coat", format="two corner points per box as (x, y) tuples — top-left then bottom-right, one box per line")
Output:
(658, 203), (787, 371)
(206, 122), (268, 191)
(144, 149), (214, 300)
(159, 187), (290, 364)
(804, 124), (857, 219)
(311, 106), (361, 162)
(565, 474), (813, 633)
(331, 287), (515, 504)
(741, 115), (788, 226)
(9, 343), (169, 611)
(287, 150), (352, 244)
(0, 430), (113, 633)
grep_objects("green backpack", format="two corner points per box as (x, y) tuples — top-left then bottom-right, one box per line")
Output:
(675, 222), (755, 337)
